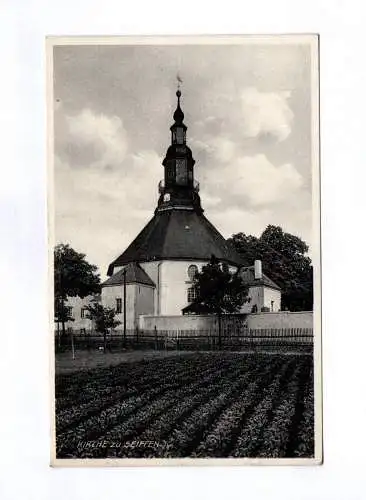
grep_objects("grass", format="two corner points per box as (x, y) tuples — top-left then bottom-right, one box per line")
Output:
(55, 349), (189, 375)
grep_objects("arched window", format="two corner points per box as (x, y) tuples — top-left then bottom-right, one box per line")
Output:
(187, 264), (198, 281)
(187, 286), (198, 303)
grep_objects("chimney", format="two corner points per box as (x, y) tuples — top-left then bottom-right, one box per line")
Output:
(254, 259), (262, 280)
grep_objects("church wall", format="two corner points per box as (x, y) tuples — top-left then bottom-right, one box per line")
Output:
(112, 263), (159, 316)
(139, 260), (242, 316)
(139, 262), (160, 314)
(140, 260), (209, 315)
(135, 285), (155, 321)
(159, 260), (208, 315)
(111, 259), (245, 320)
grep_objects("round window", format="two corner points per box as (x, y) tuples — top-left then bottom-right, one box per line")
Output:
(187, 264), (198, 281)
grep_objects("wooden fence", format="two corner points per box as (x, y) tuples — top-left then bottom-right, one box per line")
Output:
(55, 327), (313, 353)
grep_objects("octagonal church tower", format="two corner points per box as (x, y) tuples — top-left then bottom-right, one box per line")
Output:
(101, 90), (244, 328)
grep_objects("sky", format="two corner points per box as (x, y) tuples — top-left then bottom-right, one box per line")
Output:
(53, 40), (315, 279)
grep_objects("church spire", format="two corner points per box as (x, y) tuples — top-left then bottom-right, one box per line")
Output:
(171, 88), (187, 145)
(173, 89), (185, 126)
(156, 86), (203, 215)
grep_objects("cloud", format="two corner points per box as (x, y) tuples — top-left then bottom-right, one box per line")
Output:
(56, 107), (128, 169)
(192, 135), (237, 164)
(210, 204), (312, 253)
(191, 109), (308, 243)
(194, 131), (304, 210)
(54, 108), (163, 276)
(228, 154), (303, 207)
(199, 192), (222, 209)
(196, 143), (311, 250)
(240, 87), (294, 142)
(210, 207), (274, 239)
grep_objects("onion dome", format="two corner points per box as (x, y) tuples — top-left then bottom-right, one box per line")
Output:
(173, 90), (185, 124)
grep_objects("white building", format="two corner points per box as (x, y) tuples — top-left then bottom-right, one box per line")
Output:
(56, 294), (98, 334)
(239, 260), (281, 313)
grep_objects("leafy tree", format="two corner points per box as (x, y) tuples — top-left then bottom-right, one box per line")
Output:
(54, 243), (101, 336)
(85, 303), (121, 353)
(191, 255), (250, 347)
(228, 225), (313, 311)
(54, 297), (74, 347)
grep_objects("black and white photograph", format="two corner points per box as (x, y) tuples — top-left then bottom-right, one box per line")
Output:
(49, 35), (321, 465)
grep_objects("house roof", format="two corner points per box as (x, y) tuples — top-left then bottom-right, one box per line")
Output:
(102, 262), (155, 287)
(107, 209), (245, 275)
(239, 265), (281, 291)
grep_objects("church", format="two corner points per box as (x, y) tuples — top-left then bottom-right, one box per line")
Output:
(99, 89), (281, 331)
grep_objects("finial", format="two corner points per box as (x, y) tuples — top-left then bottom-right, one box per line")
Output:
(176, 73), (183, 91)
(173, 74), (185, 124)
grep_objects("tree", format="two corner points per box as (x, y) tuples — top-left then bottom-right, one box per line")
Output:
(54, 297), (74, 326)
(54, 244), (101, 336)
(54, 297), (74, 347)
(228, 225), (313, 311)
(191, 255), (250, 348)
(85, 303), (121, 353)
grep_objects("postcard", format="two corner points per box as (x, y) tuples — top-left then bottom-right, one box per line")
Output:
(48, 34), (321, 466)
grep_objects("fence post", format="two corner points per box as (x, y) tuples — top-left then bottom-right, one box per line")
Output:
(70, 329), (75, 360)
(135, 326), (139, 349)
(57, 322), (61, 350)
(154, 325), (158, 350)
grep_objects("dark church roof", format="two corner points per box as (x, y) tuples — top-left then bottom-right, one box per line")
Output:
(240, 265), (281, 291)
(103, 262), (155, 287)
(107, 209), (244, 276)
